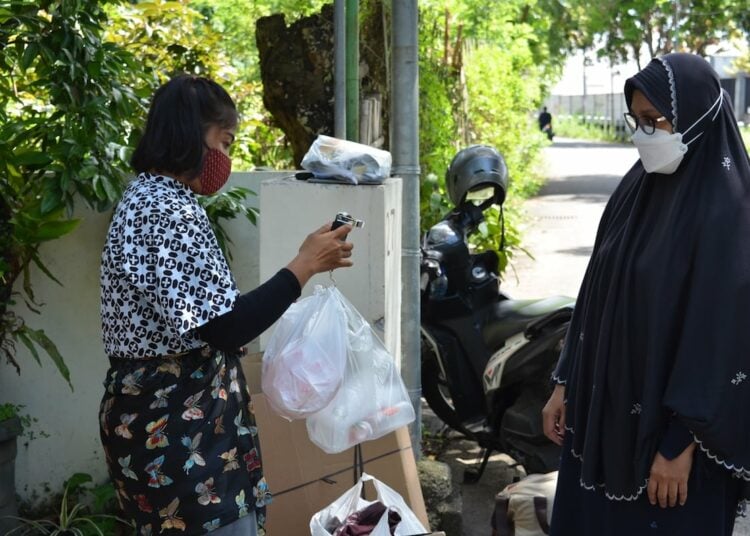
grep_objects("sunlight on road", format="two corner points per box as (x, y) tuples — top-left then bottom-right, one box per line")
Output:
(502, 138), (637, 300)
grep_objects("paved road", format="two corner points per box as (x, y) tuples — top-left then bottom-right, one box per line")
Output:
(502, 138), (636, 300)
(434, 137), (750, 535)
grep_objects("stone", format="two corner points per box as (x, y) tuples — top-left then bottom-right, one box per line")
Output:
(418, 459), (463, 535)
(418, 459), (453, 503)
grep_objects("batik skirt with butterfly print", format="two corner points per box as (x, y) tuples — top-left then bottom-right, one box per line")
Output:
(99, 345), (271, 535)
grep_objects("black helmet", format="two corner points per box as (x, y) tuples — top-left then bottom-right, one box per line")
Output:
(445, 145), (508, 208)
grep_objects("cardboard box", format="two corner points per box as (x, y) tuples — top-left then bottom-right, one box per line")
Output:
(243, 354), (430, 535)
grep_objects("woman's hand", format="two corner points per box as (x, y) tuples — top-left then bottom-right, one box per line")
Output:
(542, 384), (566, 446)
(647, 443), (696, 508)
(286, 223), (354, 288)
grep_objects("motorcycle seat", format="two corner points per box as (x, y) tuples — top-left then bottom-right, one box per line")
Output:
(483, 296), (575, 349)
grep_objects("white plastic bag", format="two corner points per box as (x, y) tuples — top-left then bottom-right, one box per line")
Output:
(301, 135), (392, 185)
(306, 290), (415, 453)
(262, 286), (348, 420)
(310, 472), (428, 536)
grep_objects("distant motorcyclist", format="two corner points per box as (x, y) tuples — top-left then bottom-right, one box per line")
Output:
(539, 106), (554, 140)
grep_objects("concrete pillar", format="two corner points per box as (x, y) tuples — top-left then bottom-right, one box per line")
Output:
(258, 177), (403, 364)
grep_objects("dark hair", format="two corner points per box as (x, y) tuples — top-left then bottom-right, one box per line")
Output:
(131, 75), (238, 179)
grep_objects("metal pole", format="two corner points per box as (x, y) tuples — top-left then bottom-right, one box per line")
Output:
(391, 0), (421, 457)
(345, 0), (359, 141)
(334, 0), (346, 138)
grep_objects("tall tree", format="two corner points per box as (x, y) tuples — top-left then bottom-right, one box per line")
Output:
(577, 0), (749, 67)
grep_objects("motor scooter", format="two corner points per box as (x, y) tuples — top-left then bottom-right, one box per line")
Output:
(421, 146), (574, 481)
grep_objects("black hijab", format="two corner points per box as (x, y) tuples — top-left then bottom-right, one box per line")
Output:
(554, 53), (750, 501)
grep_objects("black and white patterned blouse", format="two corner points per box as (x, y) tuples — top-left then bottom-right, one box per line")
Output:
(100, 173), (238, 358)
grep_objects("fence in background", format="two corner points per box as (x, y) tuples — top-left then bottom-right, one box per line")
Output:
(547, 92), (629, 138)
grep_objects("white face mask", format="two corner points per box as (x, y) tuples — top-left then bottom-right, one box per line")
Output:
(631, 89), (723, 175)
(631, 129), (687, 174)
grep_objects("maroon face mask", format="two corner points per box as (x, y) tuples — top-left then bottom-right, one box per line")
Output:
(199, 148), (232, 195)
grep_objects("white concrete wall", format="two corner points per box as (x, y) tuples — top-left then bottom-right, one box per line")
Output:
(0, 171), (281, 504)
(259, 177), (403, 364)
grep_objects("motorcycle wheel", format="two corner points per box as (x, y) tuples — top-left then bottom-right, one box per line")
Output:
(421, 349), (468, 434)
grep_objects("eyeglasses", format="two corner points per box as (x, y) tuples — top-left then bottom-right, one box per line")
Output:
(623, 113), (669, 135)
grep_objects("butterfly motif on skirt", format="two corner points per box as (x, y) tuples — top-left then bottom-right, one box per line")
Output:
(134, 494), (153, 513)
(235, 489), (249, 518)
(139, 524), (152, 536)
(181, 390), (205, 421)
(202, 518), (221, 532)
(234, 413), (253, 437)
(145, 454), (174, 488)
(196, 477), (221, 506)
(211, 364), (227, 400)
(145, 415), (169, 449)
(106, 370), (119, 395)
(100, 398), (114, 436)
(214, 415), (225, 435)
(113, 479), (129, 509)
(190, 366), (205, 380)
(150, 384), (177, 410)
(181, 432), (206, 474)
(115, 413), (138, 439)
(244, 448), (261, 473)
(229, 367), (240, 394)
(157, 360), (181, 378)
(219, 447), (239, 472)
(122, 367), (145, 395)
(159, 497), (186, 532)
(118, 455), (138, 480)
(253, 477), (273, 508)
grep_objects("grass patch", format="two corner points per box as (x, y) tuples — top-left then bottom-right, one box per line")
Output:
(741, 125), (750, 151)
(553, 115), (626, 143)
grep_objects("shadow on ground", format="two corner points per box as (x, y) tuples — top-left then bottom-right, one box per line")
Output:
(423, 402), (525, 536)
(537, 174), (621, 198)
(555, 246), (594, 257)
(550, 139), (632, 149)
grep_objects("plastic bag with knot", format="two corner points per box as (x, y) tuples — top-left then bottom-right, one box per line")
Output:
(262, 285), (348, 420)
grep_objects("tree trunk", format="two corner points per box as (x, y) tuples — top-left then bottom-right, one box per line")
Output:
(256, 6), (336, 167)
(256, 2), (388, 166)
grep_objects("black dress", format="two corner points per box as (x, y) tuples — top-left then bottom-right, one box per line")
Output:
(551, 434), (743, 536)
(550, 54), (750, 535)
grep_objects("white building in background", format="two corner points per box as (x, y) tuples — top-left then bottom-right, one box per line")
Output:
(547, 46), (749, 128)
(710, 52), (750, 121)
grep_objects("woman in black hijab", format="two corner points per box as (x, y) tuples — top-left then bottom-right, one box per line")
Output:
(542, 53), (750, 535)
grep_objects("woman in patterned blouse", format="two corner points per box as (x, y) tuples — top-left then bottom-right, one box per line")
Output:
(99, 75), (353, 535)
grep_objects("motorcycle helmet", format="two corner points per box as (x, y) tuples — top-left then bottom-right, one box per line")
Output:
(445, 145), (508, 208)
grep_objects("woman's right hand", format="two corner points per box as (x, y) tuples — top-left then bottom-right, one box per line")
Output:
(542, 384), (566, 446)
(286, 223), (354, 288)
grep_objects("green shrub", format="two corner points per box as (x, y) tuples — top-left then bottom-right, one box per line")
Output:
(0, 403), (17, 422)
(9, 473), (131, 536)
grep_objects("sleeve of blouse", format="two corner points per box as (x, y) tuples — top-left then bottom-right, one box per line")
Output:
(197, 269), (302, 352)
(122, 207), (239, 337)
